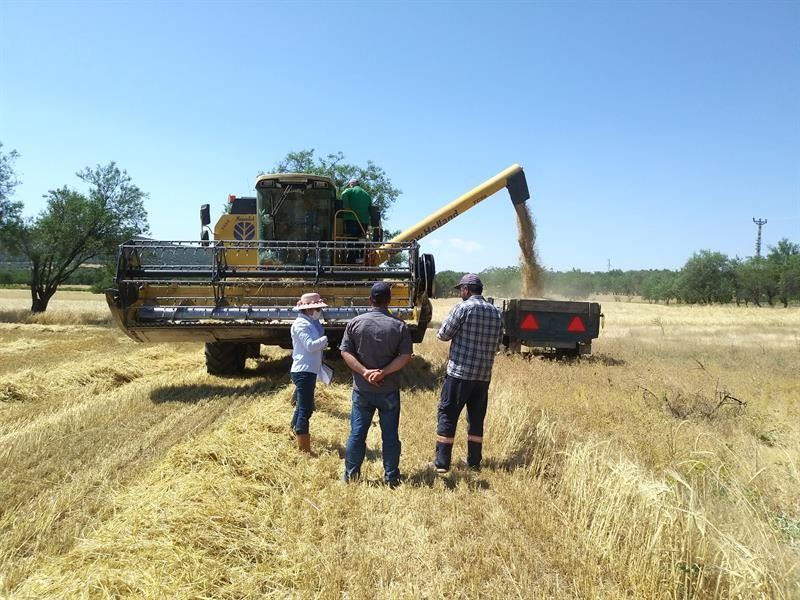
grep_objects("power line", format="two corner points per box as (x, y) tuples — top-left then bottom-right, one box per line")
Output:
(752, 218), (767, 258)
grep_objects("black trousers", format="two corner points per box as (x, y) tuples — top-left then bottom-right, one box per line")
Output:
(437, 375), (489, 437)
(435, 376), (489, 469)
(343, 220), (364, 263)
(343, 220), (363, 238)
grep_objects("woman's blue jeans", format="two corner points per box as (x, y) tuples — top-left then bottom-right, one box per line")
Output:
(290, 371), (317, 435)
(344, 389), (401, 483)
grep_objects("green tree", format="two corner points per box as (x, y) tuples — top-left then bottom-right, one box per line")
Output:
(766, 238), (800, 307)
(556, 268), (594, 299)
(640, 271), (665, 303)
(479, 266), (521, 297)
(778, 254), (800, 306)
(733, 257), (771, 306)
(434, 270), (464, 297)
(0, 142), (22, 230)
(599, 269), (636, 297)
(677, 250), (734, 304)
(272, 149), (401, 219)
(4, 163), (149, 312)
(653, 271), (679, 304)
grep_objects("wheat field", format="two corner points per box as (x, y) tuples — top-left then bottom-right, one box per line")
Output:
(0, 289), (798, 598)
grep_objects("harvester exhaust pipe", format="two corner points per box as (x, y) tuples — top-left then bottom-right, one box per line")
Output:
(373, 164), (530, 265)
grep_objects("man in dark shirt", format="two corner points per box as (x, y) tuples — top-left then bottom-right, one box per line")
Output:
(433, 273), (503, 474)
(340, 282), (413, 486)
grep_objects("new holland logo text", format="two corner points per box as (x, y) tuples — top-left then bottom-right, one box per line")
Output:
(421, 209), (459, 236)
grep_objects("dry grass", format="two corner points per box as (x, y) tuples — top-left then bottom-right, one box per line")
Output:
(0, 289), (112, 326)
(1, 291), (798, 598)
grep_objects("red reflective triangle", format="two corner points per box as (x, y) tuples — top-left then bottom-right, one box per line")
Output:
(567, 316), (586, 332)
(520, 313), (539, 330)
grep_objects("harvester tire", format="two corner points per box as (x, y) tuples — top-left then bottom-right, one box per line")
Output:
(410, 297), (433, 343)
(204, 342), (247, 375)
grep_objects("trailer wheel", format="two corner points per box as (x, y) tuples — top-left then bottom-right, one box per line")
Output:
(204, 342), (247, 375)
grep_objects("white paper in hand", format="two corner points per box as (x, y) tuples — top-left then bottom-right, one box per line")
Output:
(319, 362), (334, 385)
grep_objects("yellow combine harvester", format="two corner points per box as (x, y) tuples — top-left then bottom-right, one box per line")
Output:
(106, 165), (529, 374)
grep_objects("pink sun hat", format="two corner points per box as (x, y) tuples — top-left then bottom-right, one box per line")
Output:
(293, 292), (329, 311)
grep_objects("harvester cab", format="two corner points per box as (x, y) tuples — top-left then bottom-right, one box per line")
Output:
(106, 166), (529, 375)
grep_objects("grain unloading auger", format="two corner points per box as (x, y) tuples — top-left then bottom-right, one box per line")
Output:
(106, 165), (529, 374)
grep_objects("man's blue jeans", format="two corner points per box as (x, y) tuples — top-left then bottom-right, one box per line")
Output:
(290, 371), (316, 435)
(344, 389), (401, 483)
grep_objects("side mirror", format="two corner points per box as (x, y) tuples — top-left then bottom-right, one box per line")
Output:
(201, 229), (210, 247)
(200, 204), (211, 227)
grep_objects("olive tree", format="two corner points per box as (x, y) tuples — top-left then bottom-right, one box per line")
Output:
(5, 163), (149, 312)
(767, 239), (800, 307)
(0, 142), (22, 231)
(677, 250), (735, 304)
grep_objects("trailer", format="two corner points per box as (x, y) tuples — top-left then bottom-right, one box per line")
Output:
(501, 298), (603, 356)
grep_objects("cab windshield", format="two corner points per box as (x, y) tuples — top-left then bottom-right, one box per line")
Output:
(256, 182), (334, 243)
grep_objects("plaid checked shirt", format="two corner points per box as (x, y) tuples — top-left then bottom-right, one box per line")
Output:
(437, 295), (503, 382)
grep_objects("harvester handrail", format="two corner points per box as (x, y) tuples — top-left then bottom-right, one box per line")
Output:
(115, 239), (418, 285)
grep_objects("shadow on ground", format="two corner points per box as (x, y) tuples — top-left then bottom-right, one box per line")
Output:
(315, 402), (352, 422)
(323, 440), (382, 462)
(399, 355), (446, 390)
(582, 353), (626, 367)
(484, 436), (561, 481)
(507, 350), (626, 367)
(150, 380), (278, 404)
(246, 354), (294, 377)
(405, 466), (491, 491)
(484, 448), (541, 473)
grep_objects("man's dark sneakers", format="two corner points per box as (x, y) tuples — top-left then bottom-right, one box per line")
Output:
(432, 462), (449, 475)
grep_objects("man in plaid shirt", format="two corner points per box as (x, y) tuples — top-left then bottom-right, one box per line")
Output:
(433, 273), (503, 473)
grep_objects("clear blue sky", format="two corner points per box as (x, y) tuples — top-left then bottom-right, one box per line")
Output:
(1, 1), (798, 272)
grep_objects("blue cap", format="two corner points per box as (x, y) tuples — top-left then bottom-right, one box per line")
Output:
(454, 273), (482, 289)
(370, 281), (391, 299)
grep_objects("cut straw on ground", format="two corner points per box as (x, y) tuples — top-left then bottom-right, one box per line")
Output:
(1, 292), (798, 598)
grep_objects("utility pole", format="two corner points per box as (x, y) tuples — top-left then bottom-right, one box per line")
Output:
(607, 258), (611, 272)
(753, 218), (767, 258)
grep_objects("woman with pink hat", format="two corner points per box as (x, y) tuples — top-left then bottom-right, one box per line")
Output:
(290, 292), (329, 454)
